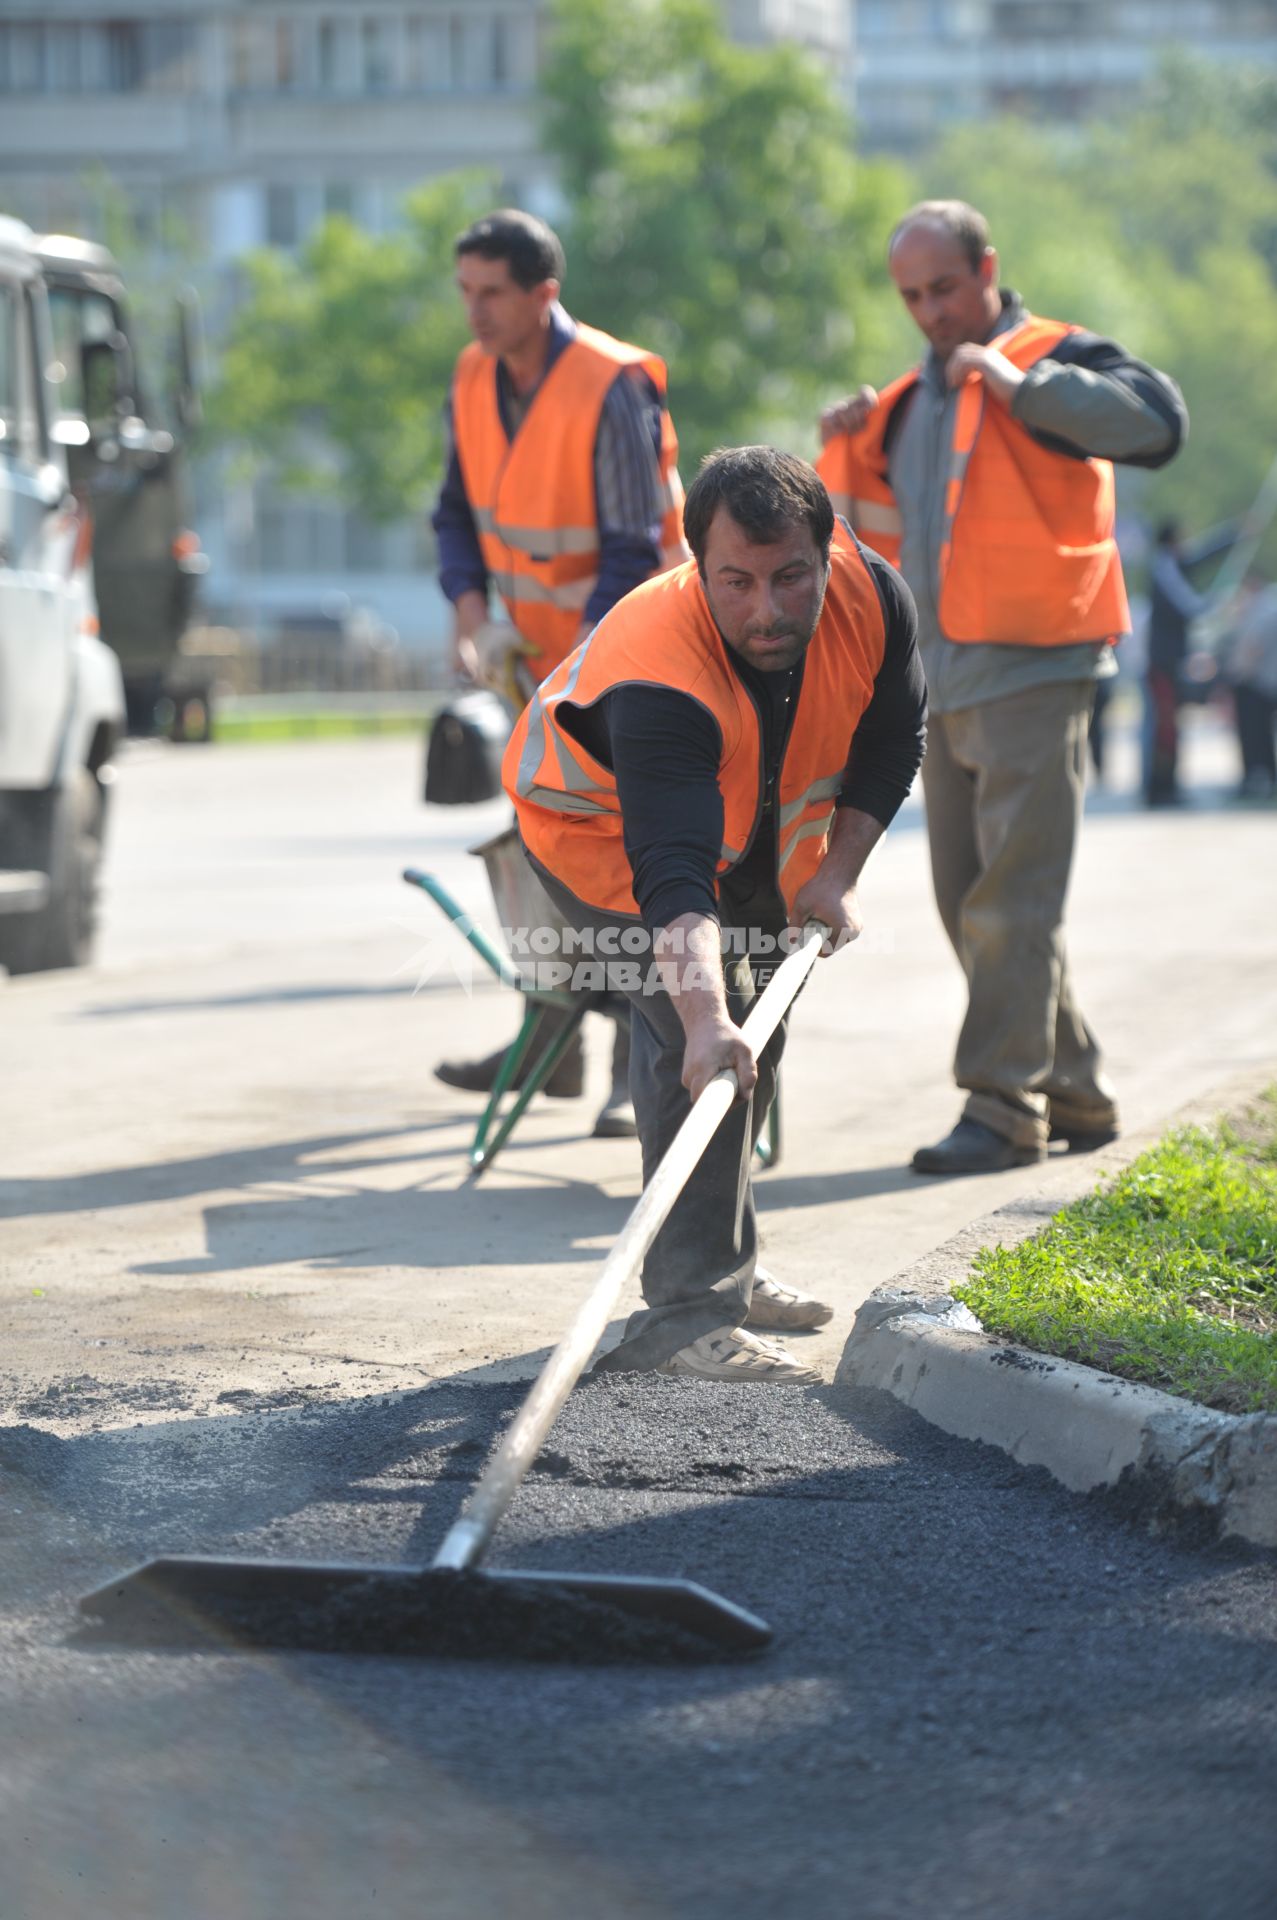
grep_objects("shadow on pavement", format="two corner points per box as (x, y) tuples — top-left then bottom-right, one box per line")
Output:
(0, 1122), (485, 1222)
(756, 1160), (923, 1209)
(126, 1171), (634, 1278)
(75, 980), (458, 1019)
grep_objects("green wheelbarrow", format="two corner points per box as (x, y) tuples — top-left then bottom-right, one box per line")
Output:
(404, 825), (781, 1181)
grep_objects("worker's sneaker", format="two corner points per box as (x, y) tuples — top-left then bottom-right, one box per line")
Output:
(656, 1326), (820, 1384)
(745, 1267), (834, 1332)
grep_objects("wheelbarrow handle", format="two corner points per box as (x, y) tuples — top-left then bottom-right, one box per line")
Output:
(433, 921), (829, 1573)
(402, 867), (523, 990)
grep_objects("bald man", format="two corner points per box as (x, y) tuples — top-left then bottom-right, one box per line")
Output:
(819, 199), (1186, 1174)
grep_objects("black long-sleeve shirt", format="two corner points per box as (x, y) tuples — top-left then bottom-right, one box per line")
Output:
(558, 547), (925, 928)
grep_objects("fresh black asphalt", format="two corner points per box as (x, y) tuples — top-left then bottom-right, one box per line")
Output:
(1, 1375), (1274, 1919)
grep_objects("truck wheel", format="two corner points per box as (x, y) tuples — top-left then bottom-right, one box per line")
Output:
(0, 770), (103, 975)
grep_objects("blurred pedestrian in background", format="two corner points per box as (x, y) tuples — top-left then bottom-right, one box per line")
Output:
(819, 199), (1186, 1174)
(1144, 518), (1235, 806)
(429, 208), (689, 1137)
(1226, 577), (1277, 800)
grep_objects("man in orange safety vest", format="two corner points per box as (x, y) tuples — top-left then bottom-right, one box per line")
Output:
(819, 200), (1187, 1175)
(431, 208), (689, 1136)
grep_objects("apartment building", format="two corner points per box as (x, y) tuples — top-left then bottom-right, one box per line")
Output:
(852, 0), (1277, 149)
(0, 3), (850, 647)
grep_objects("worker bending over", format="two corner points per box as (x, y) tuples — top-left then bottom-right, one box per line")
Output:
(506, 447), (926, 1382)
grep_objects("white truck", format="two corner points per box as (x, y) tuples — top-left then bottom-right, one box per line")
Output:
(0, 214), (125, 975)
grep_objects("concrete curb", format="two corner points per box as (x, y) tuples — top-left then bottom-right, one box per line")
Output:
(835, 1066), (1277, 1550)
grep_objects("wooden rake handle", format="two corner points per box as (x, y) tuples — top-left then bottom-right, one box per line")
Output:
(432, 923), (828, 1573)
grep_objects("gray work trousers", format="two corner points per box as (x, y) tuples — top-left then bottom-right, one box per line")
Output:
(534, 859), (788, 1371)
(921, 680), (1118, 1151)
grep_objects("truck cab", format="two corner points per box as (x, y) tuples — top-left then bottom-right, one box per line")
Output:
(0, 215), (125, 975)
(37, 232), (210, 741)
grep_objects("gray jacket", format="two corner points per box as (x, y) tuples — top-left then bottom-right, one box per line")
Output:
(887, 291), (1187, 714)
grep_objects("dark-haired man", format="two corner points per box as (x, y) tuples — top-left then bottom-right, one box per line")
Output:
(431, 207), (688, 1134)
(505, 447), (926, 1382)
(819, 199), (1187, 1175)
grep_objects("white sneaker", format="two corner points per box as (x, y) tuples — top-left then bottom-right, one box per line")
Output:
(744, 1267), (834, 1332)
(656, 1324), (820, 1384)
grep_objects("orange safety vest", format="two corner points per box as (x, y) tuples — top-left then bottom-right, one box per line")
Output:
(451, 322), (689, 685)
(504, 527), (886, 920)
(817, 314), (1129, 647)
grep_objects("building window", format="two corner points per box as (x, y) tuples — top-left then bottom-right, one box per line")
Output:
(47, 24), (81, 91)
(324, 181), (357, 221)
(141, 21), (195, 91)
(492, 15), (509, 86)
(362, 18), (394, 92)
(276, 22), (297, 89)
(265, 185), (300, 249)
(0, 20), (194, 93)
(232, 20), (276, 91)
(407, 15), (447, 88)
(317, 18), (340, 88)
(8, 23), (48, 90)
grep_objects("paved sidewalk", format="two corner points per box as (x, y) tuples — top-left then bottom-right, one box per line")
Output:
(2, 717), (1275, 1422)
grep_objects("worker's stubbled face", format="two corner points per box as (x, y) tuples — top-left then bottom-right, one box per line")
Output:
(700, 508), (830, 674)
(455, 253), (554, 362)
(889, 223), (999, 362)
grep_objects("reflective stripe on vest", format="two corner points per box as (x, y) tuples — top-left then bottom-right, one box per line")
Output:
(936, 377), (983, 592)
(505, 529), (886, 920)
(488, 569), (599, 614)
(514, 632), (622, 818)
(777, 773), (843, 881)
(452, 323), (687, 686)
(472, 508), (599, 559)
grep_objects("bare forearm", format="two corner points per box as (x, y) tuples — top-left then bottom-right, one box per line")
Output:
(654, 911), (757, 1102)
(818, 807), (883, 892)
(654, 912), (728, 1038)
(453, 589), (489, 640)
(790, 808), (883, 955)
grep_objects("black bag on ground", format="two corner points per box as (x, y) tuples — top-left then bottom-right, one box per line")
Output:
(424, 689), (513, 805)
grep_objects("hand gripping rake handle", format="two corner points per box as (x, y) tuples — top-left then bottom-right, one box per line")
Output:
(432, 923), (828, 1573)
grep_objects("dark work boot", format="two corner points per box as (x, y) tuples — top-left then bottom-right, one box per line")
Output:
(592, 1011), (637, 1138)
(435, 1014), (584, 1100)
(911, 1118), (1044, 1176)
(1048, 1117), (1120, 1150)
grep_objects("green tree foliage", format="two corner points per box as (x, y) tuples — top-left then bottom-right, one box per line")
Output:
(210, 174), (486, 521)
(540, 0), (910, 471)
(206, 0), (907, 513)
(206, 26), (1277, 563)
(918, 57), (1277, 547)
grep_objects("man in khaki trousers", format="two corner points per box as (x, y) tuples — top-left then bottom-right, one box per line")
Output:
(819, 199), (1187, 1172)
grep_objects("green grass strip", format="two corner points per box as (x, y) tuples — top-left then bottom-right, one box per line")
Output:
(212, 711), (431, 743)
(956, 1089), (1277, 1415)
